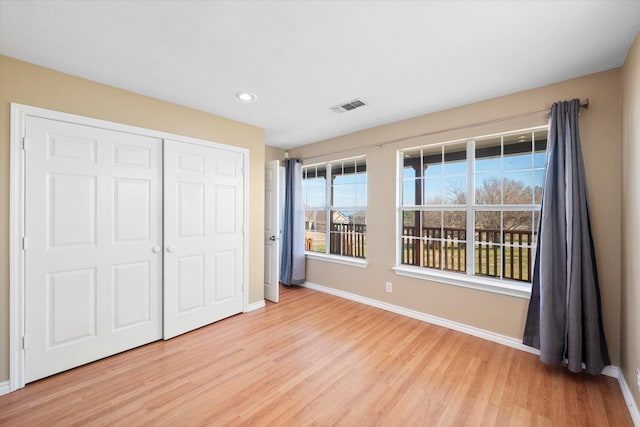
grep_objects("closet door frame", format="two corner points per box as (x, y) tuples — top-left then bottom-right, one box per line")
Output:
(8, 103), (249, 393)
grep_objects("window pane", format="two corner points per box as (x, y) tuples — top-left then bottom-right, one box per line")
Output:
(403, 149), (422, 175)
(443, 143), (467, 175)
(475, 137), (501, 172)
(304, 209), (326, 254)
(332, 183), (357, 208)
(330, 209), (349, 226)
(403, 151), (421, 205)
(403, 179), (419, 205)
(305, 210), (326, 233)
(534, 152), (546, 169)
(422, 146), (442, 177)
(333, 173), (355, 185)
(305, 183), (325, 207)
(475, 211), (501, 243)
(534, 170), (544, 204)
(352, 210), (366, 226)
(475, 172), (501, 205)
(403, 167), (416, 179)
(475, 243), (501, 278)
(329, 210), (347, 256)
(422, 210), (442, 234)
(443, 211), (466, 239)
(503, 211), (533, 245)
(534, 130), (548, 168)
(424, 162), (442, 177)
(503, 244), (531, 281)
(503, 211), (533, 282)
(503, 171), (533, 204)
(331, 161), (344, 177)
(402, 210), (421, 265)
(331, 184), (342, 207)
(444, 176), (466, 204)
(443, 211), (466, 273)
(402, 210), (419, 231)
(424, 178), (442, 204)
(355, 183), (367, 206)
(304, 173), (326, 208)
(422, 211), (442, 269)
(504, 150), (532, 171)
(356, 159), (367, 174)
(503, 132), (533, 171)
(475, 210), (502, 278)
(329, 211), (365, 258)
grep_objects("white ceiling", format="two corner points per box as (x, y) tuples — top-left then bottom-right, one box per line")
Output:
(1, 1), (639, 149)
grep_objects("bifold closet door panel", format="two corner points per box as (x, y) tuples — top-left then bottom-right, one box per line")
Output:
(24, 117), (163, 383)
(163, 139), (245, 339)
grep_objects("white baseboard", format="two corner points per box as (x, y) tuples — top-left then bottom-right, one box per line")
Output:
(0, 381), (10, 396)
(606, 366), (640, 426)
(301, 281), (623, 382)
(245, 300), (266, 312)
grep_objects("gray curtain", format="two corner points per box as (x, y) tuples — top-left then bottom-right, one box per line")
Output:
(280, 158), (306, 285)
(523, 99), (609, 374)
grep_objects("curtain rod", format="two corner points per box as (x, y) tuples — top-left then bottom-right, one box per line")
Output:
(297, 98), (589, 162)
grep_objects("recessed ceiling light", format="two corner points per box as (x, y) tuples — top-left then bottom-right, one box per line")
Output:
(235, 91), (257, 102)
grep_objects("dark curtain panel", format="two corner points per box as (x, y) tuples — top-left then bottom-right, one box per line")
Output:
(523, 99), (610, 374)
(280, 158), (306, 285)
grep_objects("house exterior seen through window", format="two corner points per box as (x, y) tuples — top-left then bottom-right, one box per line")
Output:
(303, 157), (367, 259)
(399, 127), (548, 285)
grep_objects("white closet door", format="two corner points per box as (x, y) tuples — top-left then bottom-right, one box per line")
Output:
(24, 117), (163, 383)
(163, 139), (245, 339)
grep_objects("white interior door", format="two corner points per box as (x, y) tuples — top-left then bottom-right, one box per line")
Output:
(264, 160), (281, 303)
(24, 117), (163, 383)
(163, 139), (245, 339)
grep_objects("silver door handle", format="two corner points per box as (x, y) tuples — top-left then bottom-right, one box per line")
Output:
(152, 246), (161, 253)
(269, 236), (276, 241)
(166, 245), (175, 253)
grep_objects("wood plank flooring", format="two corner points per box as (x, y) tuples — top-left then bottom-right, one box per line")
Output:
(0, 285), (632, 426)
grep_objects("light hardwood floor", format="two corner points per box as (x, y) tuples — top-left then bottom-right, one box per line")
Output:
(0, 285), (632, 426)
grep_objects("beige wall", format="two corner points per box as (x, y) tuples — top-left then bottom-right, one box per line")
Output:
(265, 145), (285, 161)
(0, 55), (266, 382)
(621, 32), (640, 410)
(291, 69), (622, 366)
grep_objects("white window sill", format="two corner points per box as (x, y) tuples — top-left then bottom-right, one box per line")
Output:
(305, 252), (368, 268)
(392, 265), (532, 299)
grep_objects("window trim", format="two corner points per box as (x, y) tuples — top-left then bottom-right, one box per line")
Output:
(305, 251), (369, 268)
(392, 265), (531, 298)
(395, 126), (547, 296)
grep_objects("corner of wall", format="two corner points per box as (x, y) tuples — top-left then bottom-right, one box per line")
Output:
(620, 29), (640, 415)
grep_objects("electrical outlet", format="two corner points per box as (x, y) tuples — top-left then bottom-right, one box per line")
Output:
(385, 281), (392, 293)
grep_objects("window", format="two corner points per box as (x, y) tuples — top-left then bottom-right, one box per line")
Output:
(398, 127), (547, 288)
(303, 157), (367, 259)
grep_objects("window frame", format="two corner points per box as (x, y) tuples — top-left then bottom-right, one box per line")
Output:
(394, 126), (548, 298)
(302, 156), (368, 267)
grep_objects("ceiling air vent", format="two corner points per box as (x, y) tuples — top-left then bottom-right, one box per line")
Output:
(329, 98), (368, 113)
